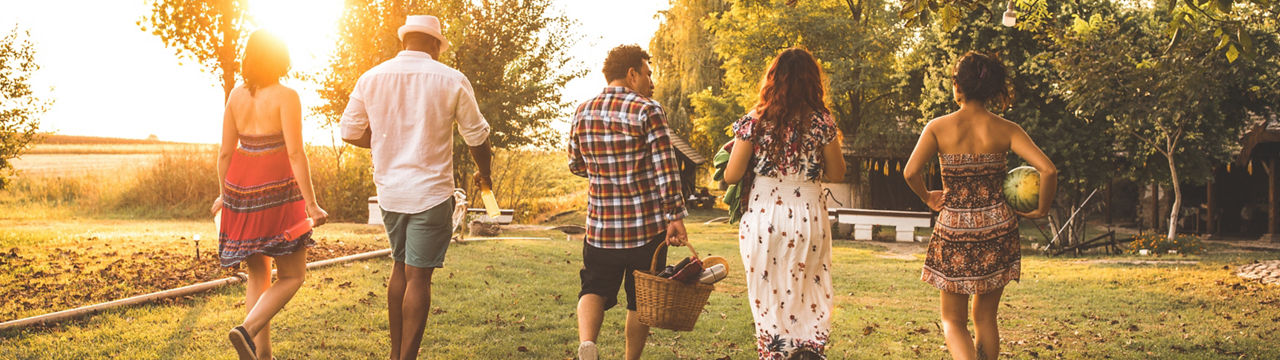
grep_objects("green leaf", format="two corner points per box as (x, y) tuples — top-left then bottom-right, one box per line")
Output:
(1225, 44), (1239, 63)
(1216, 34), (1230, 51)
(1214, 0), (1231, 13)
(1237, 29), (1253, 57)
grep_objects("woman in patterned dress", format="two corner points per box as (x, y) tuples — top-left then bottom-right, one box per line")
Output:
(903, 52), (1057, 360)
(210, 30), (329, 360)
(724, 47), (846, 360)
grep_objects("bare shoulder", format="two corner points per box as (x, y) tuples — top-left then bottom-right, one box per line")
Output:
(922, 112), (957, 133)
(993, 115), (1026, 135)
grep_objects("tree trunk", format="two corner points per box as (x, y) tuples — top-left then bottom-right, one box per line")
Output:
(1166, 151), (1181, 241)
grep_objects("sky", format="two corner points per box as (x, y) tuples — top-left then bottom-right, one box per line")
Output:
(0, 0), (670, 144)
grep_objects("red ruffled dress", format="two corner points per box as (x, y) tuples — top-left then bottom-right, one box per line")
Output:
(218, 134), (314, 267)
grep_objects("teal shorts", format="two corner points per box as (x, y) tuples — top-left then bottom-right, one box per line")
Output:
(381, 198), (454, 269)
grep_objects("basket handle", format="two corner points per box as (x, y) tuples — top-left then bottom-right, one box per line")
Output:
(649, 241), (701, 273)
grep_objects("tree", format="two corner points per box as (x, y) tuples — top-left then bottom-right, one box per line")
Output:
(893, 0), (1279, 62)
(141, 0), (251, 101)
(649, 0), (732, 155)
(1054, 9), (1280, 241)
(898, 0), (1120, 249)
(704, 0), (909, 148)
(0, 27), (49, 190)
(315, 0), (584, 187)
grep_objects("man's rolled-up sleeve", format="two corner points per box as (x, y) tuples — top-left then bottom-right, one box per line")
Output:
(339, 82), (369, 140)
(454, 78), (490, 146)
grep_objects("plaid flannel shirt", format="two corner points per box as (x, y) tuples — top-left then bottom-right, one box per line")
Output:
(569, 86), (688, 249)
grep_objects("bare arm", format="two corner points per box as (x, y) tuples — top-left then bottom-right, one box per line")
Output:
(723, 139), (753, 184)
(821, 129), (846, 182)
(469, 139), (493, 188)
(343, 127), (371, 149)
(281, 89), (328, 225)
(903, 121), (942, 210)
(1009, 123), (1057, 218)
(213, 96), (239, 215)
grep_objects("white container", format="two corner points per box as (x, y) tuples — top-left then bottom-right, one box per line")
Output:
(1138, 249), (1151, 256)
(368, 196), (383, 225)
(699, 264), (727, 284)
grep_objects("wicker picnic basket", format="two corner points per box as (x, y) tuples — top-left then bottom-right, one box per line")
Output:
(633, 242), (715, 331)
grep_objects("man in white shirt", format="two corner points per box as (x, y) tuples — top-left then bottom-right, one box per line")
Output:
(339, 15), (492, 360)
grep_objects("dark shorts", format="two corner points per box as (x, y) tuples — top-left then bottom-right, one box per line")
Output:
(579, 234), (668, 311)
(381, 198), (454, 269)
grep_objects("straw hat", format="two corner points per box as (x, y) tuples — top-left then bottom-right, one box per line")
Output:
(398, 15), (451, 53)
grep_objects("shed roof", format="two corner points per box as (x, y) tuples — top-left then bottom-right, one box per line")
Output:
(669, 133), (708, 165)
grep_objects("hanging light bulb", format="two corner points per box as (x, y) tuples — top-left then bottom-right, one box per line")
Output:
(1002, 0), (1018, 27)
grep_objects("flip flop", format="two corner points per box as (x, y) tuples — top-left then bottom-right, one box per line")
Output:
(229, 325), (258, 360)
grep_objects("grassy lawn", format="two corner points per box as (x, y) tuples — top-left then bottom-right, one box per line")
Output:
(2, 217), (1279, 359)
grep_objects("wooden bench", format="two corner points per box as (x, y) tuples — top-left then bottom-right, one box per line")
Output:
(828, 208), (933, 242)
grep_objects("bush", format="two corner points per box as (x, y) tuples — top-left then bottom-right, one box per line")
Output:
(309, 145), (376, 223)
(113, 148), (218, 218)
(1127, 232), (1203, 255)
(487, 150), (587, 223)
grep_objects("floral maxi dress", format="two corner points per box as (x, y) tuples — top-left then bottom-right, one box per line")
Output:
(735, 112), (837, 359)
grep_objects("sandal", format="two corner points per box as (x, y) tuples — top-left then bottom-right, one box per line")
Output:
(229, 325), (258, 360)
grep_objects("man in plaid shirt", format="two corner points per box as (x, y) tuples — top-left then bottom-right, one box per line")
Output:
(570, 45), (689, 360)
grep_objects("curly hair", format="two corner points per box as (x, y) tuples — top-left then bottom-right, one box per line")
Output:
(952, 51), (1012, 109)
(602, 45), (650, 82)
(241, 29), (290, 96)
(752, 47), (830, 166)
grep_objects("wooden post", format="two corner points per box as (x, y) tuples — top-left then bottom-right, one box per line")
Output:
(1270, 157), (1279, 241)
(1104, 180), (1113, 225)
(1206, 176), (1215, 235)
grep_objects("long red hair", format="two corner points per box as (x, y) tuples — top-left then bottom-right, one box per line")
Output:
(752, 47), (828, 164)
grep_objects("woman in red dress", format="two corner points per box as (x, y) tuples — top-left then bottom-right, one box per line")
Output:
(210, 29), (328, 360)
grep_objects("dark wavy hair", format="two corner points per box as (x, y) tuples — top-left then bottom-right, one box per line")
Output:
(952, 51), (1012, 109)
(241, 29), (290, 96)
(602, 45), (650, 83)
(752, 47), (829, 165)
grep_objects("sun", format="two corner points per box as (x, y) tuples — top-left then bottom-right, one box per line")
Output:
(247, 0), (345, 72)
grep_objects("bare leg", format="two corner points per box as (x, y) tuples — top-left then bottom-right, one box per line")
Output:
(972, 287), (1005, 360)
(940, 290), (977, 360)
(240, 249), (307, 355)
(398, 264), (435, 360)
(388, 262), (407, 360)
(243, 255), (273, 359)
(624, 310), (650, 360)
(577, 294), (605, 342)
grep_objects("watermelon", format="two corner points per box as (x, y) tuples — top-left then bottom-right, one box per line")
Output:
(1003, 166), (1040, 213)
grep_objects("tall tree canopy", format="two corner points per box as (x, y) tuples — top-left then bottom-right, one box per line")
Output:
(649, 0), (731, 156)
(141, 0), (251, 101)
(1054, 7), (1280, 240)
(0, 27), (48, 189)
(702, 0), (909, 147)
(316, 0), (583, 150)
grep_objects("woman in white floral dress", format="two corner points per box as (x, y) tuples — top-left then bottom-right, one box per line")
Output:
(724, 47), (846, 360)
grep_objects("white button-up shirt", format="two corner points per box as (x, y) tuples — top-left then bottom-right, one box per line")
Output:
(340, 51), (490, 214)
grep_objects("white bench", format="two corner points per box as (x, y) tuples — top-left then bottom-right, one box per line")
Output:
(828, 208), (933, 242)
(366, 196), (514, 225)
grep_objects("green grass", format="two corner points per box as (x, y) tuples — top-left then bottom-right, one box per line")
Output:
(2, 219), (1280, 359)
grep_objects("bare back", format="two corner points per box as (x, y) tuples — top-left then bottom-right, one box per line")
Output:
(928, 109), (1017, 155)
(226, 84), (293, 136)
